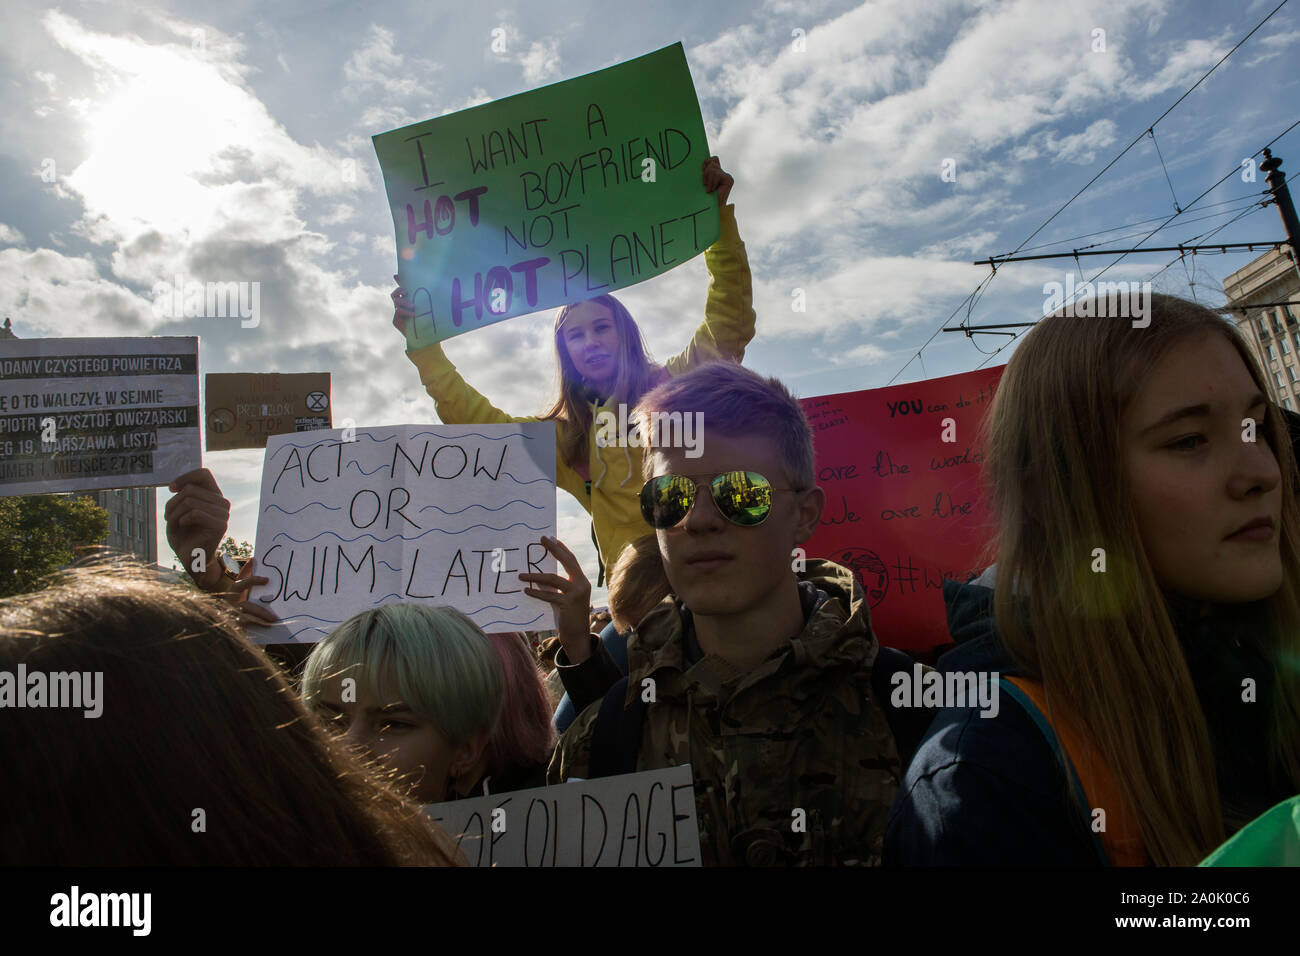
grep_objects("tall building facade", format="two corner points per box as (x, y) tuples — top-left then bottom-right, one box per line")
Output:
(84, 487), (158, 564)
(1224, 248), (1300, 410)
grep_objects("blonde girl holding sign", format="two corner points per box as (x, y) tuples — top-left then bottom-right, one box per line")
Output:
(392, 157), (754, 578)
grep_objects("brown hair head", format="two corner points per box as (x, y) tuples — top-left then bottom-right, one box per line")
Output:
(0, 560), (460, 865)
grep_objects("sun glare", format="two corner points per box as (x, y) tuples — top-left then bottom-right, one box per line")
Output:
(68, 46), (256, 237)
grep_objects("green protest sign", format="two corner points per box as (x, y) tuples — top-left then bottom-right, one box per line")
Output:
(373, 42), (719, 347)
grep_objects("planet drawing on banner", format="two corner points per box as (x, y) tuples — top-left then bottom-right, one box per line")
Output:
(833, 547), (889, 608)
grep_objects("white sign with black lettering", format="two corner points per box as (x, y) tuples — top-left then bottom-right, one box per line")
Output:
(249, 423), (556, 642)
(426, 765), (701, 867)
(0, 337), (200, 494)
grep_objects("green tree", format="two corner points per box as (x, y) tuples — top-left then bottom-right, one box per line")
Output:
(221, 537), (254, 560)
(0, 494), (110, 597)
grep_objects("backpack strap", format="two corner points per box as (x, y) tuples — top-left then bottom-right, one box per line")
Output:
(588, 675), (647, 778)
(1001, 677), (1146, 866)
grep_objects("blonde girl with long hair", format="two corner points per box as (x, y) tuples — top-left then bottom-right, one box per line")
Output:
(886, 293), (1300, 866)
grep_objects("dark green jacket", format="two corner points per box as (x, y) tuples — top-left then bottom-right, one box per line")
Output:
(549, 560), (924, 865)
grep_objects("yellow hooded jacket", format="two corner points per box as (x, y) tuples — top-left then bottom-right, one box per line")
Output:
(403, 204), (757, 570)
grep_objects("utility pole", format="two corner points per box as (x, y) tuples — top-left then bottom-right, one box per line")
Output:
(1261, 148), (1300, 281)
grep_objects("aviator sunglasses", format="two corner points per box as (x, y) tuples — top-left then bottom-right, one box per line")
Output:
(639, 471), (799, 529)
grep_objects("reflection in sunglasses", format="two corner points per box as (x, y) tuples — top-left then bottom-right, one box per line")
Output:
(641, 471), (777, 529)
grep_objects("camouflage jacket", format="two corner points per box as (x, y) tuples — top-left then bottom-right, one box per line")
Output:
(547, 560), (903, 866)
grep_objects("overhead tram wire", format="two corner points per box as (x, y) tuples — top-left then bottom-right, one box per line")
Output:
(960, 139), (1292, 356)
(1144, 198), (1277, 287)
(961, 118), (1299, 336)
(1042, 198), (1270, 253)
(1020, 170), (1293, 273)
(972, 159), (1282, 363)
(1058, 128), (1299, 310)
(886, 0), (1292, 384)
(1013, 194), (1266, 255)
(1150, 126), (1184, 214)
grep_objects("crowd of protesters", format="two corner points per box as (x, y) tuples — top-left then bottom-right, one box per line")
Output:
(2, 159), (1297, 866)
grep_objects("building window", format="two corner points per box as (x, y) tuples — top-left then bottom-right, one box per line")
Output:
(1290, 367), (1297, 383)
(1284, 337), (1292, 355)
(126, 516), (132, 538)
(1287, 397), (1296, 411)
(1276, 371), (1286, 388)
(1260, 316), (1272, 338)
(114, 514), (120, 533)
(138, 519), (144, 540)
(1268, 344), (1277, 362)
(1293, 332), (1300, 353)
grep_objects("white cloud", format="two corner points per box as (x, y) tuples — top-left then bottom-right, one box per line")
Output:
(1118, 33), (1232, 100)
(826, 342), (887, 366)
(519, 38), (562, 85)
(1041, 118), (1120, 166)
(917, 229), (1000, 260)
(343, 26), (421, 98)
(319, 203), (357, 225)
(0, 223), (26, 245)
(360, 104), (417, 130)
(1243, 28), (1300, 67)
(440, 87), (494, 115)
(0, 247), (152, 337)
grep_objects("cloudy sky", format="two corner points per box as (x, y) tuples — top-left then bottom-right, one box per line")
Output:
(3, 0), (1298, 597)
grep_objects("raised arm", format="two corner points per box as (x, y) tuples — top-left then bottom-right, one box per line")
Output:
(665, 158), (757, 375)
(393, 275), (526, 427)
(392, 280), (586, 507)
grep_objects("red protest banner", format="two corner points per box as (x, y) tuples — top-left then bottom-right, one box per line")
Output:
(799, 366), (1005, 658)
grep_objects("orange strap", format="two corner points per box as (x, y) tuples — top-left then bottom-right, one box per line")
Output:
(1006, 677), (1146, 866)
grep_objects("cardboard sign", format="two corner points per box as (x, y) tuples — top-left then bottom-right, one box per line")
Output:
(426, 765), (701, 867)
(204, 372), (331, 451)
(799, 366), (1006, 656)
(374, 42), (719, 347)
(249, 423), (557, 643)
(0, 337), (200, 495)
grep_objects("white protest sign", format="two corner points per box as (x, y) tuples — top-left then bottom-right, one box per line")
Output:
(0, 337), (200, 495)
(250, 423), (556, 643)
(426, 765), (701, 867)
